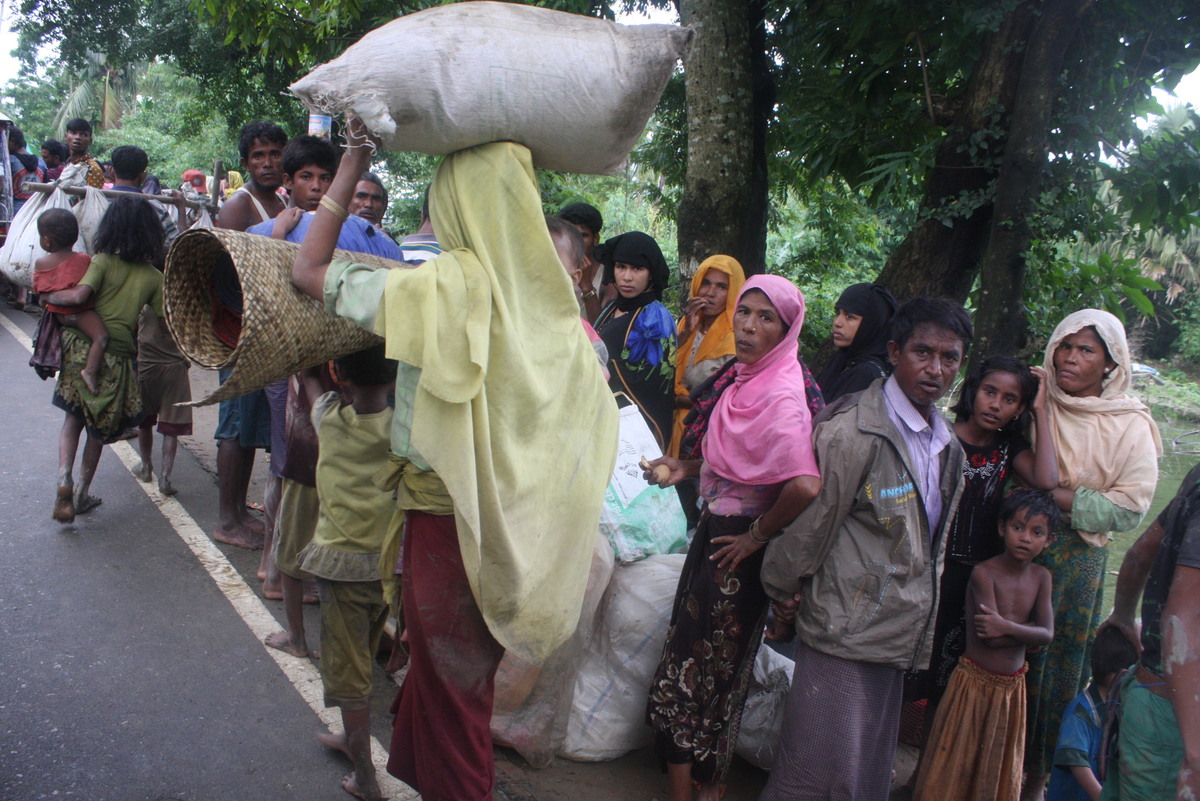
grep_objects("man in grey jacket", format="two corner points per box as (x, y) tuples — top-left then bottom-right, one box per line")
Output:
(759, 296), (971, 801)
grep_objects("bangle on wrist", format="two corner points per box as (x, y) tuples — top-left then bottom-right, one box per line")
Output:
(318, 194), (349, 221)
(749, 516), (770, 544)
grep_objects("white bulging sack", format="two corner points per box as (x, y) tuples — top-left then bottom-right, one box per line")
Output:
(289, 1), (692, 175)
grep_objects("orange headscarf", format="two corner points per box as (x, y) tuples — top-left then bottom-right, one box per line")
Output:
(668, 255), (746, 457)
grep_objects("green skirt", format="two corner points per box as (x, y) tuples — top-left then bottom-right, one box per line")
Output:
(1024, 523), (1108, 774)
(52, 327), (144, 444)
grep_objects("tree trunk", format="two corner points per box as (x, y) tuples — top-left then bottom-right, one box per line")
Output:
(973, 0), (1095, 357)
(676, 0), (766, 278)
(874, 4), (1038, 301)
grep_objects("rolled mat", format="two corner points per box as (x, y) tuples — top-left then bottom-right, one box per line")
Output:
(164, 227), (406, 406)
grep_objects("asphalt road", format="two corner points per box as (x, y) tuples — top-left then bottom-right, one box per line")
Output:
(0, 305), (413, 801)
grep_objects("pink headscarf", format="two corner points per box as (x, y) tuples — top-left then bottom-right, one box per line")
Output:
(703, 275), (819, 485)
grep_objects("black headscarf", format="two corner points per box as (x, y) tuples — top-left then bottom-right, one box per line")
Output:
(816, 282), (898, 402)
(598, 231), (671, 311)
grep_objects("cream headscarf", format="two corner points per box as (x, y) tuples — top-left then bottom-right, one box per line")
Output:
(1042, 309), (1162, 545)
(373, 142), (619, 664)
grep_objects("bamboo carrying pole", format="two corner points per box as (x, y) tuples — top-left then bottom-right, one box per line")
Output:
(19, 181), (217, 213)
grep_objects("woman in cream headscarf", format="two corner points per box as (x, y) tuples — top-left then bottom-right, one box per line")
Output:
(1023, 309), (1162, 797)
(668, 255), (746, 458)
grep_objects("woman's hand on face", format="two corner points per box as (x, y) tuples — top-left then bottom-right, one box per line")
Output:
(1030, 366), (1049, 413)
(710, 531), (765, 573)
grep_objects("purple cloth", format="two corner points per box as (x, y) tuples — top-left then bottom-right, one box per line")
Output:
(882, 375), (954, 538)
(759, 642), (904, 801)
(265, 379), (288, 477)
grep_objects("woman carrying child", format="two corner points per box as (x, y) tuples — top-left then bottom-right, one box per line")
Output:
(1023, 309), (1162, 799)
(814, 281), (896, 403)
(917, 357), (1058, 718)
(594, 231), (677, 450)
(644, 275), (822, 801)
(43, 197), (165, 524)
(33, 209), (109, 394)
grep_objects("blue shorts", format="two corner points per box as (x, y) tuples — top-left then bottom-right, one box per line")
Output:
(214, 369), (272, 449)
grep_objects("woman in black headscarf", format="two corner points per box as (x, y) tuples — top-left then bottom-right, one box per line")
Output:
(594, 231), (677, 449)
(814, 282), (897, 403)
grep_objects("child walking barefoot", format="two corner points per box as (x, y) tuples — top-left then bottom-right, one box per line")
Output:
(33, 209), (109, 394)
(913, 488), (1057, 801)
(296, 345), (396, 801)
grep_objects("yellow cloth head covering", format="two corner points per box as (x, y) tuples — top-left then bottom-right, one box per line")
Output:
(668, 255), (745, 456)
(1041, 309), (1162, 545)
(373, 142), (619, 663)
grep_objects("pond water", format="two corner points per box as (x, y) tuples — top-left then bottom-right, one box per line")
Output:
(1102, 413), (1199, 606)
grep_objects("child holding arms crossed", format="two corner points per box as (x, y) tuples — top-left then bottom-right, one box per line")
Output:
(33, 209), (109, 393)
(914, 488), (1057, 801)
(296, 344), (396, 801)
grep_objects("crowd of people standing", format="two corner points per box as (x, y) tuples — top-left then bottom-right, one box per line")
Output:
(5, 110), (1194, 801)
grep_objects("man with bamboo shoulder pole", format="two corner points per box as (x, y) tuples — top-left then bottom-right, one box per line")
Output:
(291, 119), (618, 801)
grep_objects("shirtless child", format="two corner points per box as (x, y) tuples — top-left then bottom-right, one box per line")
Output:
(33, 209), (109, 394)
(914, 488), (1057, 801)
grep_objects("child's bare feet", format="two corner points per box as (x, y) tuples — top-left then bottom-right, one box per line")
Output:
(157, 474), (177, 496)
(74, 492), (102, 514)
(341, 770), (383, 801)
(52, 486), (75, 523)
(132, 459), (152, 482)
(212, 521), (264, 550)
(262, 584), (283, 600)
(302, 578), (320, 605)
(80, 367), (99, 395)
(264, 630), (318, 658)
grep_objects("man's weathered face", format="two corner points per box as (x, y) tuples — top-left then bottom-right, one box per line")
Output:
(65, 128), (91, 157)
(887, 322), (964, 411)
(242, 137), (284, 191)
(285, 163), (334, 211)
(41, 148), (62, 168)
(348, 180), (385, 225)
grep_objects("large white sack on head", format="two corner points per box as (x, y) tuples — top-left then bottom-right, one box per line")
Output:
(0, 187), (85, 288)
(289, 1), (692, 175)
(560, 553), (685, 761)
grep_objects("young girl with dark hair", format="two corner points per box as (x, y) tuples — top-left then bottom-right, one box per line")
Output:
(815, 282), (897, 402)
(915, 356), (1059, 727)
(43, 196), (166, 523)
(594, 231), (677, 450)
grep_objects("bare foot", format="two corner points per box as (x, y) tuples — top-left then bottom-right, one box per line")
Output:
(132, 459), (152, 482)
(317, 731), (353, 761)
(302, 578), (320, 605)
(240, 513), (267, 537)
(52, 486), (75, 523)
(262, 579), (283, 601)
(341, 770), (383, 801)
(264, 630), (316, 658)
(80, 367), (99, 395)
(212, 522), (264, 550)
(157, 474), (177, 496)
(74, 493), (102, 514)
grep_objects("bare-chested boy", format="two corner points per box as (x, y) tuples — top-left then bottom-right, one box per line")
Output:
(33, 209), (108, 394)
(914, 487), (1057, 801)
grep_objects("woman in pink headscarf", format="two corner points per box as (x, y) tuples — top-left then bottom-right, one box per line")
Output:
(644, 275), (823, 801)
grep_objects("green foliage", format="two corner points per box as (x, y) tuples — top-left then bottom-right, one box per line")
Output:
(1103, 109), (1200, 234)
(1173, 293), (1200, 365)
